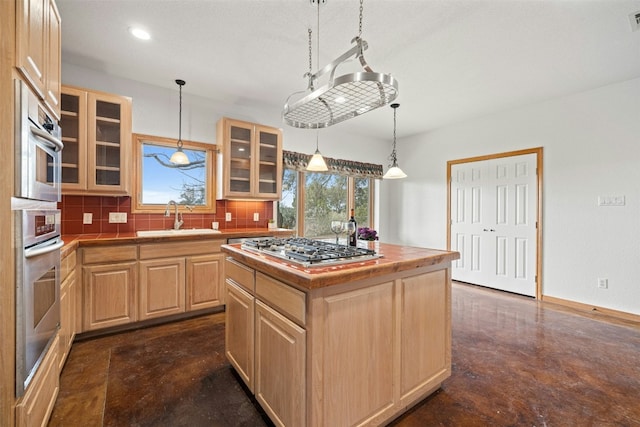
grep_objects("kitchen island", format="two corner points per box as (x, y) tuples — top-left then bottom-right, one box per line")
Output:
(221, 241), (460, 427)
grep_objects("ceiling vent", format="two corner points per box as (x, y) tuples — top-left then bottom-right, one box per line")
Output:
(630, 11), (640, 32)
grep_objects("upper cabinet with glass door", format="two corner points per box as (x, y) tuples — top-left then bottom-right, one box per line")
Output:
(60, 85), (132, 195)
(216, 118), (282, 200)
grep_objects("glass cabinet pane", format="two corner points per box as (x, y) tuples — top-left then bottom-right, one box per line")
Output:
(229, 125), (252, 193)
(93, 100), (122, 186)
(60, 93), (80, 184)
(257, 129), (279, 195)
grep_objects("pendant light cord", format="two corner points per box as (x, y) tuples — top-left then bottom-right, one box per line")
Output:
(176, 79), (185, 150)
(390, 103), (400, 167)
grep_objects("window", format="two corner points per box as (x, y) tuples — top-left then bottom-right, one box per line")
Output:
(278, 169), (375, 239)
(304, 172), (348, 238)
(132, 134), (216, 213)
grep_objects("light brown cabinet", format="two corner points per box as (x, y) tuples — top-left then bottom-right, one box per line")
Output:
(186, 253), (225, 311)
(79, 239), (227, 334)
(224, 259), (306, 426)
(60, 86), (132, 195)
(216, 117), (282, 200)
(225, 279), (255, 391)
(138, 258), (186, 321)
(58, 250), (77, 371)
(224, 250), (452, 427)
(138, 240), (225, 322)
(81, 245), (138, 332)
(15, 0), (61, 118)
(44, 0), (60, 117)
(15, 335), (59, 427)
(255, 300), (306, 427)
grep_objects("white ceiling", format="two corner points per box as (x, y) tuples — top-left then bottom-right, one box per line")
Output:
(57, 0), (640, 139)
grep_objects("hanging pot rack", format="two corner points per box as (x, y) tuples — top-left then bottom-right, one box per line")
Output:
(282, 0), (399, 129)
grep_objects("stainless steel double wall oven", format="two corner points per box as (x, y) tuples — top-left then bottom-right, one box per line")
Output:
(13, 79), (64, 397)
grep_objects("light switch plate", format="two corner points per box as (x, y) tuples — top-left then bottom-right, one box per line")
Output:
(253, 212), (259, 222)
(83, 213), (93, 224)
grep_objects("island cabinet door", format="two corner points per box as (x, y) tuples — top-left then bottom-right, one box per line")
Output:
(399, 269), (450, 402)
(225, 280), (255, 392)
(254, 300), (306, 427)
(314, 281), (395, 427)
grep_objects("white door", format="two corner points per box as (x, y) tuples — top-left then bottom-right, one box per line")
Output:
(450, 153), (538, 297)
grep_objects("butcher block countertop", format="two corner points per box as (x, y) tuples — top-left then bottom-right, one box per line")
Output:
(60, 228), (294, 258)
(221, 241), (460, 290)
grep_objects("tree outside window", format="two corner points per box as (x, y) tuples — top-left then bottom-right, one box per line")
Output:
(278, 168), (374, 239)
(131, 134), (216, 213)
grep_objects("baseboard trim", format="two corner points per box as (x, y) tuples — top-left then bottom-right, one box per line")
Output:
(542, 295), (640, 324)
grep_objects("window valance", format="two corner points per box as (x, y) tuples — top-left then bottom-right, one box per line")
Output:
(283, 150), (383, 179)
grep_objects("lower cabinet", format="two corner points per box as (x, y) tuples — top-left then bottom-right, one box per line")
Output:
(255, 300), (306, 427)
(58, 260), (77, 370)
(139, 258), (186, 320)
(58, 249), (77, 370)
(224, 254), (452, 427)
(83, 261), (138, 331)
(80, 245), (138, 332)
(78, 240), (225, 332)
(138, 241), (225, 321)
(186, 253), (225, 311)
(224, 258), (307, 427)
(15, 335), (60, 427)
(225, 280), (255, 390)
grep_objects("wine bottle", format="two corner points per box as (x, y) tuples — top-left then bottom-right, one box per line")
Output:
(348, 208), (357, 247)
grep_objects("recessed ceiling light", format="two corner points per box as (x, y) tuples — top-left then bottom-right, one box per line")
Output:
(334, 96), (346, 104)
(129, 27), (151, 40)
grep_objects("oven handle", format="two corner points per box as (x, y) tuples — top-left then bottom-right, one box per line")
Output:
(25, 239), (64, 259)
(30, 126), (64, 152)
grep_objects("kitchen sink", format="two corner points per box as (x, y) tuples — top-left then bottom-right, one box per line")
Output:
(136, 228), (222, 237)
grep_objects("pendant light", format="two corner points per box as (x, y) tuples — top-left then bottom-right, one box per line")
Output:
(303, 5), (328, 172)
(169, 79), (189, 165)
(307, 131), (328, 172)
(383, 103), (407, 179)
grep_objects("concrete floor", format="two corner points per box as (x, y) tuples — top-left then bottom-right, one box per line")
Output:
(49, 283), (640, 426)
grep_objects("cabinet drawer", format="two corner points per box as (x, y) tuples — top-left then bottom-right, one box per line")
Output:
(225, 258), (254, 293)
(139, 240), (222, 259)
(82, 245), (137, 264)
(256, 272), (306, 326)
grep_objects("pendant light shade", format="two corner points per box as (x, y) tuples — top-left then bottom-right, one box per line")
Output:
(383, 103), (407, 179)
(170, 79), (189, 165)
(307, 132), (328, 172)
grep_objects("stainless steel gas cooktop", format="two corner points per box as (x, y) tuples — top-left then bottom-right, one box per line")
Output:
(241, 237), (381, 267)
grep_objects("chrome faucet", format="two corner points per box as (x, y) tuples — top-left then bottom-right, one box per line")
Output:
(164, 200), (193, 230)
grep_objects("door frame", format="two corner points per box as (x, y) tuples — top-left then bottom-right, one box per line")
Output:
(446, 147), (543, 299)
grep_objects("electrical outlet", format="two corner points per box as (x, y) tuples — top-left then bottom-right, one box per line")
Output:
(253, 212), (259, 222)
(597, 278), (608, 289)
(108, 212), (127, 223)
(225, 212), (232, 222)
(83, 213), (93, 224)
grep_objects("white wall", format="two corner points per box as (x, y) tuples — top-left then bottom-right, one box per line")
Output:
(381, 77), (640, 315)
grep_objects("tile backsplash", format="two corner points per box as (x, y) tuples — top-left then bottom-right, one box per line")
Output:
(58, 195), (274, 235)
